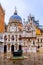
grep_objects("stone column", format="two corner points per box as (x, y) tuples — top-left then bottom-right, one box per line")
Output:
(7, 44), (10, 52)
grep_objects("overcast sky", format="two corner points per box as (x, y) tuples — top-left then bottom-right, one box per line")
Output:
(0, 0), (43, 25)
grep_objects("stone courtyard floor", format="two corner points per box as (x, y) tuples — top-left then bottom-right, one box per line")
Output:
(0, 52), (43, 65)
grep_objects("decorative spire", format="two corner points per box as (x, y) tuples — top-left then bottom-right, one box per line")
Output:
(14, 6), (17, 15)
(23, 18), (25, 22)
(29, 13), (31, 17)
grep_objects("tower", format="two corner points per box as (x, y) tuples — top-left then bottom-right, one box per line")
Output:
(0, 4), (5, 32)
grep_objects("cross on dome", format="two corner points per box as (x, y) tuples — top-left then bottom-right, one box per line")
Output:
(14, 6), (17, 15)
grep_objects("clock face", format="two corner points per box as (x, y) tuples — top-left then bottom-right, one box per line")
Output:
(10, 25), (16, 32)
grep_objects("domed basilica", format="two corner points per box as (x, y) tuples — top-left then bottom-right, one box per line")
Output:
(0, 4), (43, 53)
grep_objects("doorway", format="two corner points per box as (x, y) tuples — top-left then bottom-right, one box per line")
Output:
(11, 45), (14, 53)
(4, 45), (7, 53)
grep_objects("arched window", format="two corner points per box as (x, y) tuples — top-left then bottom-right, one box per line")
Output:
(11, 35), (14, 41)
(33, 41), (35, 45)
(37, 38), (39, 43)
(4, 35), (7, 41)
(41, 38), (42, 43)
(19, 35), (22, 40)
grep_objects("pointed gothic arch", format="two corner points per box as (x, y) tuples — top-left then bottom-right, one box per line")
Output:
(11, 45), (14, 53)
(4, 45), (7, 53)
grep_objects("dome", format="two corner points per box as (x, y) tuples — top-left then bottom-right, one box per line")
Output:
(9, 8), (22, 23)
(10, 14), (22, 21)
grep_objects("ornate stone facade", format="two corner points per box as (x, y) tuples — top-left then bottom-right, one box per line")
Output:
(0, 4), (43, 53)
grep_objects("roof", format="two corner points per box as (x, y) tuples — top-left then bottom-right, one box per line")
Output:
(9, 8), (22, 23)
(10, 14), (22, 21)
